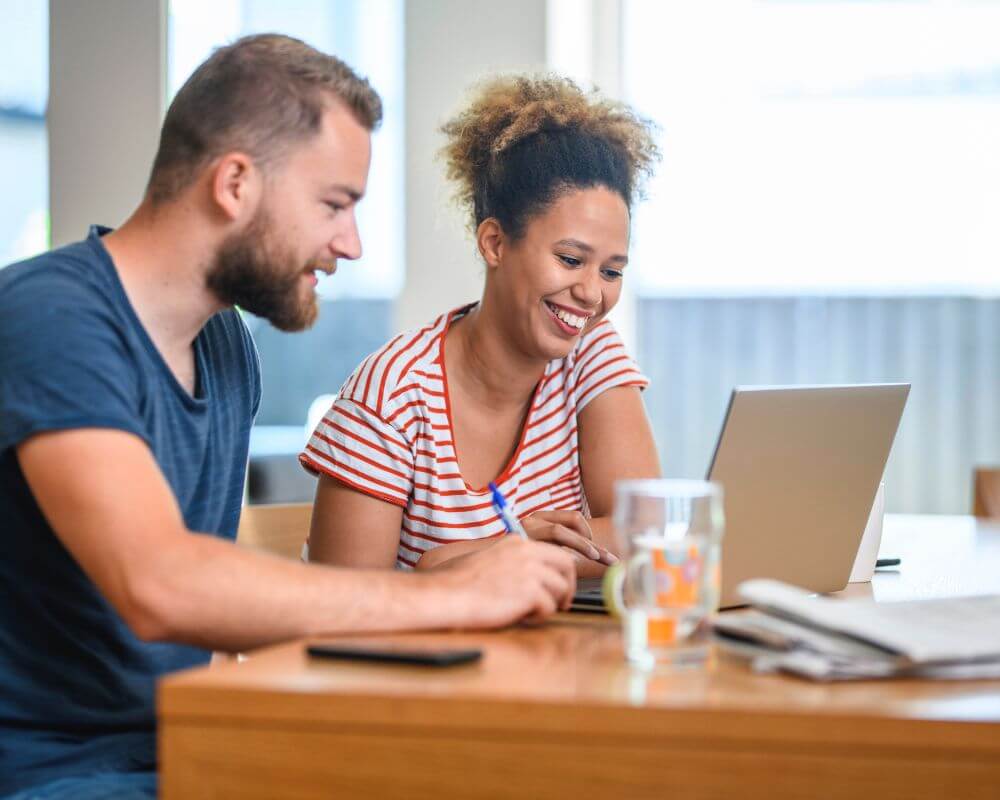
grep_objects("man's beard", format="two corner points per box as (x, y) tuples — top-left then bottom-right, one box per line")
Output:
(206, 206), (320, 332)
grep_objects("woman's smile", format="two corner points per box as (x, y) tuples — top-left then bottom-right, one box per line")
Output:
(543, 300), (591, 337)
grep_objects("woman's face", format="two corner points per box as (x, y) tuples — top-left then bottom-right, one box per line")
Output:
(487, 186), (630, 361)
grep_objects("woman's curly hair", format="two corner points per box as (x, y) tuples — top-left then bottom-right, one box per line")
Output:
(440, 74), (659, 239)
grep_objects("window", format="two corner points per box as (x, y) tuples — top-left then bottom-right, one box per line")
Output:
(624, 0), (1000, 295)
(0, 0), (48, 268)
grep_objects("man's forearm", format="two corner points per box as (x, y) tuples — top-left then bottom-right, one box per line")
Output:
(140, 532), (459, 652)
(19, 430), (573, 651)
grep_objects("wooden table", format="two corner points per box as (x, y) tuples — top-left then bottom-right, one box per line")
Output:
(159, 515), (1000, 799)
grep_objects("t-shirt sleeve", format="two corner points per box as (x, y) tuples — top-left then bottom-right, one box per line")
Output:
(570, 319), (650, 412)
(299, 398), (414, 508)
(0, 297), (144, 454)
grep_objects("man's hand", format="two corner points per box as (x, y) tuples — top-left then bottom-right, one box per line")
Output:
(522, 510), (618, 565)
(434, 537), (577, 627)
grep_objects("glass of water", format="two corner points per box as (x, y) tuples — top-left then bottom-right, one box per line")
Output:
(604, 480), (724, 668)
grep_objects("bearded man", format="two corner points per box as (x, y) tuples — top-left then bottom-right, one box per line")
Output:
(0, 34), (574, 799)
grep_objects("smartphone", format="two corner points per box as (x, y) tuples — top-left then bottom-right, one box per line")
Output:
(306, 642), (483, 667)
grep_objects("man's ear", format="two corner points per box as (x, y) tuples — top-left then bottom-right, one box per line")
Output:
(476, 218), (505, 270)
(210, 152), (261, 222)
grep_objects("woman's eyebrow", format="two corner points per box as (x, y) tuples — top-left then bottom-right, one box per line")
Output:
(554, 238), (592, 252)
(554, 238), (628, 264)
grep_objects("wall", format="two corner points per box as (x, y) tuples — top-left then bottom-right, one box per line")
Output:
(48, 0), (167, 246)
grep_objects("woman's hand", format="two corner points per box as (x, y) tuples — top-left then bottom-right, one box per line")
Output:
(522, 510), (618, 565)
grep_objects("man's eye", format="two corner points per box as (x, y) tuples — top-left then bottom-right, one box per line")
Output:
(559, 254), (582, 267)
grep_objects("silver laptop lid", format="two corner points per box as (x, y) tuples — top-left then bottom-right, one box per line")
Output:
(707, 384), (909, 608)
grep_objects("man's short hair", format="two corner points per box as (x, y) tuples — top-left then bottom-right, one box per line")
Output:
(147, 33), (382, 204)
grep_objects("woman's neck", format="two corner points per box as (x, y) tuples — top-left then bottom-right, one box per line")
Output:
(447, 300), (547, 412)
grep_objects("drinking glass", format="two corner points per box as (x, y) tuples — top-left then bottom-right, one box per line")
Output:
(605, 480), (724, 667)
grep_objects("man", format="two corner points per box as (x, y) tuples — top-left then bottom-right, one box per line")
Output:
(0, 34), (575, 799)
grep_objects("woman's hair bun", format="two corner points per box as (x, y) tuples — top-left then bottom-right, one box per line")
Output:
(440, 74), (659, 237)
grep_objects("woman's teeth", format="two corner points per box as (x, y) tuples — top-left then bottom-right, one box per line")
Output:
(548, 303), (586, 330)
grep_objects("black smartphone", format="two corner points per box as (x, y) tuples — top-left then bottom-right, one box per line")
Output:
(306, 643), (483, 667)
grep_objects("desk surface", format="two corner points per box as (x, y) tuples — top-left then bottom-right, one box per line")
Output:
(159, 515), (1000, 800)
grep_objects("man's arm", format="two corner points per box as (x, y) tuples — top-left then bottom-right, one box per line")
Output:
(18, 428), (576, 653)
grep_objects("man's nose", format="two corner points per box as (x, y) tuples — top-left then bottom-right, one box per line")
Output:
(331, 212), (362, 261)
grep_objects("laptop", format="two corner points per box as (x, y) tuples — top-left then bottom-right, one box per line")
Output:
(572, 383), (910, 611)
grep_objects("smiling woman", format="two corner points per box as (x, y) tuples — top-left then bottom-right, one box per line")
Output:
(301, 74), (663, 575)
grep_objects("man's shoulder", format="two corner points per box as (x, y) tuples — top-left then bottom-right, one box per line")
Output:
(0, 240), (149, 456)
(0, 239), (112, 320)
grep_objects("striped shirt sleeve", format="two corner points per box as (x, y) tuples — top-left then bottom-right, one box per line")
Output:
(570, 320), (650, 411)
(299, 398), (414, 508)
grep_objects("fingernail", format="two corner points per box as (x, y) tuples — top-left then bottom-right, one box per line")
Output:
(605, 552), (619, 564)
(589, 547), (600, 560)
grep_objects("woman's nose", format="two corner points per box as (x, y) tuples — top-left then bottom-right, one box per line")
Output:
(571, 269), (602, 307)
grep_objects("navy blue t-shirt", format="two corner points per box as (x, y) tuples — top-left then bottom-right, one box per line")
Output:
(0, 227), (261, 794)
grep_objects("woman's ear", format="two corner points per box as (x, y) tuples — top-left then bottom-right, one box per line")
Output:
(476, 218), (504, 269)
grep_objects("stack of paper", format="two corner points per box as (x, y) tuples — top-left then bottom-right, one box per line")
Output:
(713, 579), (1000, 681)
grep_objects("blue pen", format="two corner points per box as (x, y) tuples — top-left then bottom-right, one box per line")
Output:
(488, 482), (529, 540)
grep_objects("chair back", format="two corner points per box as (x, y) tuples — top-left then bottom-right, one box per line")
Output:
(237, 502), (312, 560)
(973, 468), (1000, 518)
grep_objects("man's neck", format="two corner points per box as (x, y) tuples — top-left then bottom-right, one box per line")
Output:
(102, 200), (227, 356)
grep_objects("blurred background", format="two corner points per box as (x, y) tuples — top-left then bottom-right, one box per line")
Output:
(3, 0), (998, 512)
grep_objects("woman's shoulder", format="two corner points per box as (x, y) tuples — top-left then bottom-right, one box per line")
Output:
(337, 308), (455, 418)
(560, 316), (648, 407)
(567, 317), (626, 367)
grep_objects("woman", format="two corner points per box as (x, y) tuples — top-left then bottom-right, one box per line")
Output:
(300, 75), (661, 576)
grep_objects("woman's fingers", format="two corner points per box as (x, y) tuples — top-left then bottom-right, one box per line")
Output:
(564, 543), (618, 566)
(528, 510), (593, 540)
(540, 523), (602, 560)
(523, 511), (618, 563)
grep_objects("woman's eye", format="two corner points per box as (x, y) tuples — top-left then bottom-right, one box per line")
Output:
(325, 201), (344, 215)
(558, 254), (582, 267)
(601, 268), (624, 281)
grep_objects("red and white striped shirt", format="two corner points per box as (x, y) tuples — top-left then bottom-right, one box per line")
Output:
(299, 304), (648, 569)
